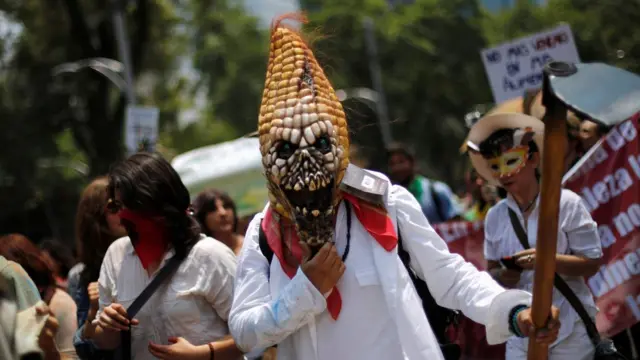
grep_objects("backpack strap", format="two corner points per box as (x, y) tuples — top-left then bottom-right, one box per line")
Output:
(118, 251), (186, 360)
(396, 223), (459, 346)
(258, 219), (274, 264)
(507, 209), (601, 346)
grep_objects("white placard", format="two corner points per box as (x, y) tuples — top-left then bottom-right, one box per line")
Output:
(125, 106), (159, 155)
(481, 23), (580, 104)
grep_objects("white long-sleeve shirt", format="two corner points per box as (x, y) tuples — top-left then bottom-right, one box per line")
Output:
(229, 170), (533, 360)
(96, 235), (238, 360)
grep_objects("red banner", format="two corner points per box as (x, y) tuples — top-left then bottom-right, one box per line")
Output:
(434, 114), (640, 357)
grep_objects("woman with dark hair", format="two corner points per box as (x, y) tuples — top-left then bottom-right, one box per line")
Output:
(0, 234), (78, 359)
(467, 113), (603, 359)
(91, 152), (242, 360)
(70, 176), (127, 359)
(193, 189), (244, 255)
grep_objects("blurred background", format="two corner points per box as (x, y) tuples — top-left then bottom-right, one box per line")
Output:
(0, 0), (637, 246)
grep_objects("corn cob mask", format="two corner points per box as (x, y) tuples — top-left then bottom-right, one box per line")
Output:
(258, 16), (350, 252)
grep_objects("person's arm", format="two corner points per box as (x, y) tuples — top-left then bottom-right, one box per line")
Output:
(89, 249), (121, 350)
(72, 285), (101, 359)
(391, 185), (532, 345)
(555, 255), (600, 277)
(515, 191), (602, 277)
(209, 336), (240, 359)
(201, 241), (243, 359)
(558, 191), (602, 276)
(73, 323), (99, 360)
(228, 214), (328, 353)
(0, 259), (42, 310)
(515, 250), (602, 277)
(484, 216), (521, 289)
(48, 290), (78, 357)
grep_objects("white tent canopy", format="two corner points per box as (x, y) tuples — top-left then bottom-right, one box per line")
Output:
(171, 137), (269, 217)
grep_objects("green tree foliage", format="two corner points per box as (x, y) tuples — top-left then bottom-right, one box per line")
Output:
(483, 0), (640, 74)
(302, 0), (491, 184)
(1, 0), (639, 241)
(300, 0), (640, 187)
(0, 0), (269, 240)
(0, 0), (184, 239)
(188, 0), (269, 135)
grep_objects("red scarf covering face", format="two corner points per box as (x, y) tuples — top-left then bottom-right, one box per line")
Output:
(262, 192), (398, 320)
(118, 209), (170, 270)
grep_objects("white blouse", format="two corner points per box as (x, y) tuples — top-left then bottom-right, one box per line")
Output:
(96, 235), (237, 360)
(484, 189), (603, 345)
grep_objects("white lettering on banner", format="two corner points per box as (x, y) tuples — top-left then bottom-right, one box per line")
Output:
(598, 225), (617, 249)
(629, 154), (640, 179)
(480, 24), (580, 104)
(580, 168), (634, 213)
(626, 295), (640, 321)
(438, 222), (472, 244)
(588, 247), (640, 297)
(606, 120), (638, 151)
(613, 202), (640, 238)
(567, 145), (610, 184)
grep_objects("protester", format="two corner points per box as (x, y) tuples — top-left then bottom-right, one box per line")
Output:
(70, 176), (128, 359)
(467, 113), (603, 359)
(462, 168), (498, 221)
(0, 235), (78, 359)
(39, 239), (77, 292)
(91, 152), (242, 360)
(0, 276), (63, 360)
(579, 119), (608, 152)
(0, 254), (41, 310)
(229, 18), (560, 360)
(386, 143), (463, 224)
(193, 188), (244, 255)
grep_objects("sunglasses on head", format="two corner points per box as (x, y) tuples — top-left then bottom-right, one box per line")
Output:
(105, 199), (123, 214)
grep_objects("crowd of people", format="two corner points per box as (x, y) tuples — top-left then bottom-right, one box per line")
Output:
(1, 17), (636, 360)
(0, 113), (627, 360)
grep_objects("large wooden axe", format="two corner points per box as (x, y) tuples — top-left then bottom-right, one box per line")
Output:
(528, 61), (640, 360)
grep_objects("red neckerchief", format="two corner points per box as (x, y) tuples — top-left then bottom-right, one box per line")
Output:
(262, 192), (398, 320)
(118, 209), (170, 270)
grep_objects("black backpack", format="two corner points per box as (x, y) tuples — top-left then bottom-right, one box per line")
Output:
(257, 209), (461, 360)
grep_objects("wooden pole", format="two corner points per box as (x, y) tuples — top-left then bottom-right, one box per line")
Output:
(527, 83), (568, 359)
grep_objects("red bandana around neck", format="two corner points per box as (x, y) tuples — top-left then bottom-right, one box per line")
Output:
(118, 209), (170, 270)
(262, 192), (398, 320)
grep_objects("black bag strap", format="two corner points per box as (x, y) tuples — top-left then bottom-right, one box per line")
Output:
(117, 253), (185, 360)
(258, 220), (274, 264)
(507, 209), (601, 346)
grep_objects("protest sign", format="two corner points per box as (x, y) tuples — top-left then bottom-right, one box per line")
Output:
(564, 113), (640, 337)
(480, 24), (580, 104)
(125, 106), (159, 155)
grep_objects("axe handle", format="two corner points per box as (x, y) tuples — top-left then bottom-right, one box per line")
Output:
(527, 102), (568, 360)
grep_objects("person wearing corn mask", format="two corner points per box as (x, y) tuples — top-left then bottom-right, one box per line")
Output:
(229, 14), (561, 360)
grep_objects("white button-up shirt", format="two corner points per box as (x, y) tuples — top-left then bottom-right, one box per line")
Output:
(230, 170), (533, 360)
(484, 189), (603, 346)
(97, 235), (237, 360)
